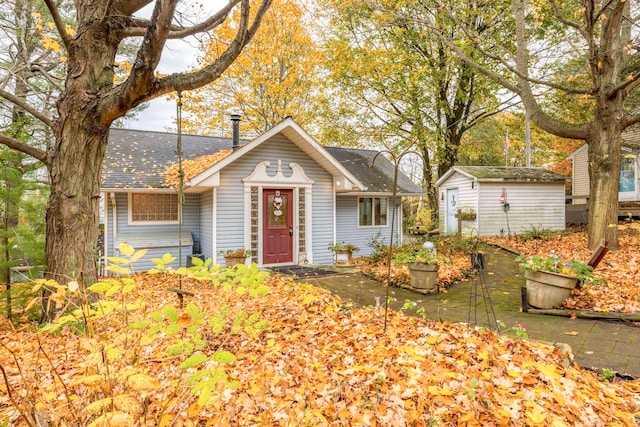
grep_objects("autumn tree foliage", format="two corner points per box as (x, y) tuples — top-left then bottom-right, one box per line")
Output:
(394, 0), (640, 250)
(180, 0), (322, 137)
(0, 0), (272, 312)
(318, 0), (502, 210)
(0, 0), (58, 314)
(459, 112), (583, 176)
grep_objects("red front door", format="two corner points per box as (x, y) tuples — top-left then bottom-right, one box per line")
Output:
(263, 189), (293, 264)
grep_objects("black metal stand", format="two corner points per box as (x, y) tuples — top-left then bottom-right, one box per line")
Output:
(467, 252), (499, 331)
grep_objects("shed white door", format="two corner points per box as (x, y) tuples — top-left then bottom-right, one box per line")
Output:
(446, 188), (459, 234)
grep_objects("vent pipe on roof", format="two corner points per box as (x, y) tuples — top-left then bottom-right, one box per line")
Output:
(230, 113), (241, 151)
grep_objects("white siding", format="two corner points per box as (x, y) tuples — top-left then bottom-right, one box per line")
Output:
(437, 171), (479, 235)
(216, 134), (334, 265)
(572, 145), (589, 204)
(336, 195), (402, 256)
(477, 182), (565, 236)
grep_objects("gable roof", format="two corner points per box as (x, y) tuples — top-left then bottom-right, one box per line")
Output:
(101, 119), (423, 196)
(186, 118), (364, 192)
(436, 166), (568, 186)
(102, 128), (235, 189)
(325, 147), (423, 195)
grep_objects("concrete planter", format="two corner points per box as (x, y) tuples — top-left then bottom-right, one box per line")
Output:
(525, 270), (578, 309)
(408, 263), (438, 292)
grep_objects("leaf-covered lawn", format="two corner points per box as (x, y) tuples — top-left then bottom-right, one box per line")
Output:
(487, 223), (640, 313)
(1, 269), (639, 426)
(354, 238), (473, 291)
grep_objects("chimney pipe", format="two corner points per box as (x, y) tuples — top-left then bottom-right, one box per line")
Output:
(230, 113), (241, 151)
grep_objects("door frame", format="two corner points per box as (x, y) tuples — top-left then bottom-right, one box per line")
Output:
(445, 188), (459, 235)
(242, 160), (315, 266)
(262, 188), (294, 265)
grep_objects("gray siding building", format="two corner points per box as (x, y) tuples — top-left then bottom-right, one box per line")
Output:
(101, 118), (423, 270)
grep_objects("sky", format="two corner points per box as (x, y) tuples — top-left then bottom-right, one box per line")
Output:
(127, 39), (201, 132)
(127, 2), (224, 133)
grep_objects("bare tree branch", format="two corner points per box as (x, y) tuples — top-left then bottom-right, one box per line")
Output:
(550, 0), (585, 35)
(101, 0), (116, 25)
(43, 0), (71, 50)
(113, 0), (154, 16)
(429, 1), (594, 96)
(0, 133), (47, 164)
(623, 113), (640, 128)
(609, 71), (640, 97)
(122, 1), (241, 38)
(0, 87), (54, 128)
(101, 0), (273, 123)
(512, 0), (589, 141)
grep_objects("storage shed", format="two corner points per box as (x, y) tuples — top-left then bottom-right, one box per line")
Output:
(435, 166), (568, 237)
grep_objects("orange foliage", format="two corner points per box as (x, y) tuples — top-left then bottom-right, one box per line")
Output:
(163, 150), (233, 187)
(487, 223), (640, 313)
(1, 270), (639, 425)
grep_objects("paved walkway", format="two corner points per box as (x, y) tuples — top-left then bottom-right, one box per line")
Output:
(301, 247), (640, 379)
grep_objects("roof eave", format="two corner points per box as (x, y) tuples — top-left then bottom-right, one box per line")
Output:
(187, 118), (366, 190)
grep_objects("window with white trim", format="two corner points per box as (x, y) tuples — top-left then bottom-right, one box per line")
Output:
(130, 193), (179, 223)
(358, 197), (388, 226)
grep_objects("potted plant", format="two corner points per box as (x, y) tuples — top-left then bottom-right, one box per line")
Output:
(328, 242), (360, 267)
(220, 248), (250, 268)
(393, 249), (450, 293)
(515, 253), (606, 309)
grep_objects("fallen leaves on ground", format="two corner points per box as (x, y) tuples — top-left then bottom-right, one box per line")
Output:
(1, 271), (639, 425)
(486, 223), (640, 313)
(354, 245), (471, 292)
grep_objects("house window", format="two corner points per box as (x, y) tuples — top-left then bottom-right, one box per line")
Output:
(619, 157), (636, 192)
(130, 193), (179, 223)
(358, 197), (388, 226)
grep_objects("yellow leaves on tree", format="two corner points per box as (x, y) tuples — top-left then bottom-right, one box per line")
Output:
(180, 0), (323, 136)
(41, 35), (61, 53)
(31, 12), (74, 61)
(163, 150), (233, 187)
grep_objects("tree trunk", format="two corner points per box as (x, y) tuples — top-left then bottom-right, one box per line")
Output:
(587, 114), (622, 250)
(585, 0), (625, 251)
(42, 14), (117, 318)
(45, 126), (106, 285)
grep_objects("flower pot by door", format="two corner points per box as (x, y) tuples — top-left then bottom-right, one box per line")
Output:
(409, 263), (438, 292)
(224, 256), (247, 268)
(334, 250), (353, 267)
(525, 270), (578, 309)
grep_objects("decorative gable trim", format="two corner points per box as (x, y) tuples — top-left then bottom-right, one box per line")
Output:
(242, 160), (314, 186)
(187, 117), (363, 190)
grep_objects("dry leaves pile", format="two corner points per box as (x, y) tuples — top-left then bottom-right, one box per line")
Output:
(355, 247), (471, 291)
(163, 150), (233, 187)
(2, 271), (639, 426)
(487, 223), (640, 313)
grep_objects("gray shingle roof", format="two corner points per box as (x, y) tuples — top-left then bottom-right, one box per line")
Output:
(452, 166), (568, 182)
(101, 128), (424, 195)
(102, 128), (237, 189)
(324, 147), (423, 194)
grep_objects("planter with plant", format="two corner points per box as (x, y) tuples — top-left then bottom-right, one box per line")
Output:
(515, 253), (606, 309)
(393, 249), (450, 293)
(328, 242), (360, 267)
(220, 248), (250, 268)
